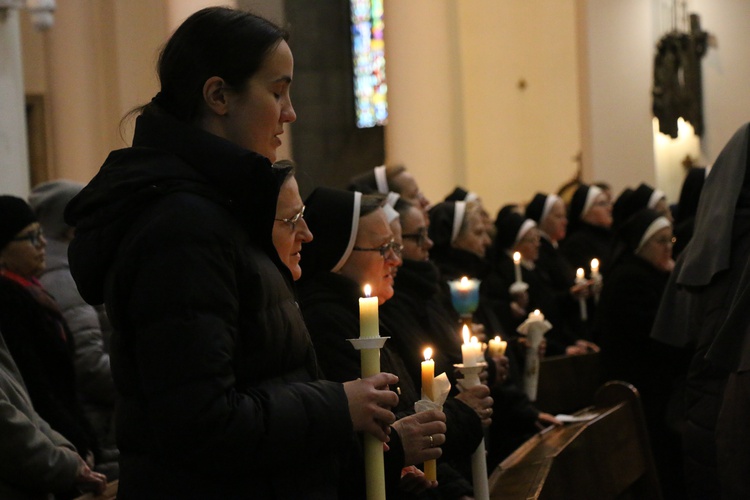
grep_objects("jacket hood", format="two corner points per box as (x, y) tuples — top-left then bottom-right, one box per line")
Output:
(65, 108), (284, 305)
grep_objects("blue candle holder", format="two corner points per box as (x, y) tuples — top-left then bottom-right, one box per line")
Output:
(448, 278), (481, 316)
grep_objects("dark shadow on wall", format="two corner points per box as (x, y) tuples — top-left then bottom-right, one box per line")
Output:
(285, 0), (385, 198)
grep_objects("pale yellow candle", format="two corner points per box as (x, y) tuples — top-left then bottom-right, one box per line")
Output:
(359, 284), (379, 339)
(513, 251), (522, 283)
(359, 284), (385, 500)
(421, 347), (434, 400)
(590, 258), (600, 278)
(460, 324), (482, 366)
(488, 335), (507, 357)
(421, 347), (437, 481)
(575, 269), (588, 321)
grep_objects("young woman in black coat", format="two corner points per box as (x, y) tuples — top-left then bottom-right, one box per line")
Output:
(64, 8), (397, 499)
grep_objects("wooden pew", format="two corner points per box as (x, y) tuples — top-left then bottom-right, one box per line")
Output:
(489, 381), (662, 499)
(534, 351), (600, 415)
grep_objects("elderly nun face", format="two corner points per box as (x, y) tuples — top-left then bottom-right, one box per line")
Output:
(539, 198), (567, 242)
(582, 192), (613, 228)
(391, 171), (430, 213)
(637, 226), (675, 272)
(453, 206), (491, 258)
(338, 208), (400, 304)
(0, 222), (47, 279)
(515, 227), (541, 262)
(272, 175), (312, 280)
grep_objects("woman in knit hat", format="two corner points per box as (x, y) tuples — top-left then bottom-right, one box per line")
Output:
(298, 188), (487, 499)
(28, 180), (118, 474)
(594, 207), (686, 497)
(559, 183), (614, 273)
(0, 195), (107, 497)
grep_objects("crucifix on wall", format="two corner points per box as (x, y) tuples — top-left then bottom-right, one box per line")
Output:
(652, 13), (710, 139)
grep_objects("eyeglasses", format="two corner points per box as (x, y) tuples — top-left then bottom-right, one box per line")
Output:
(353, 239), (403, 259)
(274, 205), (305, 231)
(402, 228), (428, 246)
(12, 228), (44, 247)
(653, 236), (676, 246)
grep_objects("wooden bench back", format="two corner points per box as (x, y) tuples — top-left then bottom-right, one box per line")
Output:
(489, 381), (662, 500)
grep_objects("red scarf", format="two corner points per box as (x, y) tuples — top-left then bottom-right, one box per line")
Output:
(0, 269), (67, 342)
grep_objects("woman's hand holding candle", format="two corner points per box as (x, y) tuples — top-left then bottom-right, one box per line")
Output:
(456, 384), (494, 427)
(391, 410), (446, 466)
(343, 372), (399, 441)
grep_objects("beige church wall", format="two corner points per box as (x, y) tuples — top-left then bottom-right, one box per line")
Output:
(456, 0), (581, 212)
(581, 0), (750, 203)
(692, 0), (750, 162)
(579, 0), (656, 197)
(384, 0), (581, 214)
(383, 0), (465, 208)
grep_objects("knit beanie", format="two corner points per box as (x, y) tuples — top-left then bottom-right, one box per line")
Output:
(0, 195), (38, 250)
(28, 180), (84, 239)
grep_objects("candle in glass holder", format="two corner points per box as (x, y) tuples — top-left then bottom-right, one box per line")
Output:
(488, 335), (507, 357)
(448, 276), (480, 316)
(513, 252), (522, 283)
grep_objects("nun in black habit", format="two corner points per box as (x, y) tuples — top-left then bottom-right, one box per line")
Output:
(596, 208), (687, 498)
(652, 122), (750, 499)
(559, 184), (614, 273)
(298, 188), (486, 499)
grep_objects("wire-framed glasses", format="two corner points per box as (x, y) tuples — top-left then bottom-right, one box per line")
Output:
(353, 239), (403, 258)
(274, 205), (305, 231)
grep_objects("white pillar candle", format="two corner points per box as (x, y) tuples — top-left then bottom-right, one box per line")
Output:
(513, 251), (523, 283)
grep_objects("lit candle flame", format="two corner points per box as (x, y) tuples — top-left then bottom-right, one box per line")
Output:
(364, 284), (372, 297)
(513, 252), (521, 264)
(424, 347), (433, 361)
(494, 335), (501, 342)
(534, 309), (540, 316)
(471, 335), (479, 344)
(576, 268), (584, 279)
(462, 324), (471, 344)
(460, 276), (469, 285)
(591, 258), (599, 272)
